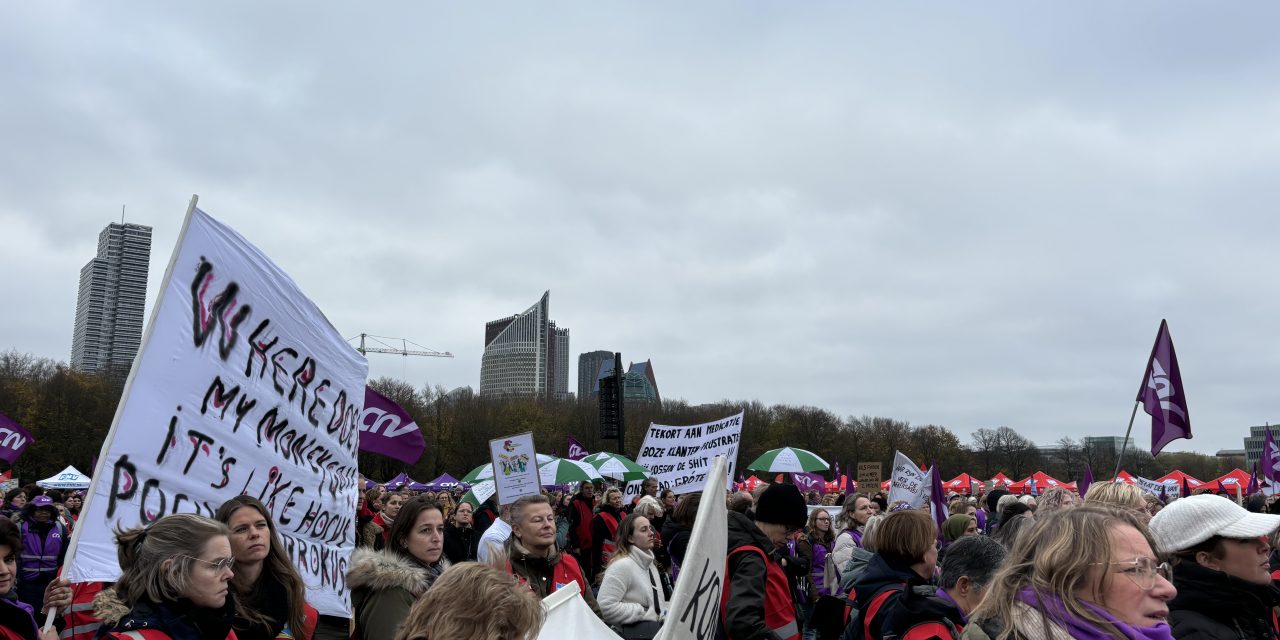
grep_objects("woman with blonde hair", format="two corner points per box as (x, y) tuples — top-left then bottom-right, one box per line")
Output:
(214, 495), (315, 639)
(591, 488), (626, 580)
(960, 506), (1176, 640)
(94, 514), (240, 639)
(393, 563), (543, 640)
(1084, 482), (1151, 523)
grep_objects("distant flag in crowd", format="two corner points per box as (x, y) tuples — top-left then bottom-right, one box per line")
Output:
(1079, 464), (1094, 498)
(1159, 484), (1167, 502)
(0, 411), (34, 465)
(1262, 428), (1279, 495)
(1181, 476), (1192, 498)
(929, 461), (947, 542)
(1139, 319), (1192, 456)
(1217, 480), (1229, 494)
(845, 461), (857, 496)
(566, 435), (588, 461)
(833, 461), (840, 481)
(1247, 464), (1259, 495)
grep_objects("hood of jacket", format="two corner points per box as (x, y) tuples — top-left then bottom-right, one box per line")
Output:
(853, 551), (928, 608)
(726, 511), (781, 558)
(660, 519), (688, 542)
(94, 590), (236, 640)
(346, 547), (436, 597)
(1169, 560), (1280, 625)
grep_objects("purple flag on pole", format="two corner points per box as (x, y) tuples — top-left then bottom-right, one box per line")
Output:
(1139, 319), (1192, 456)
(833, 461), (840, 481)
(0, 412), (34, 465)
(1261, 428), (1279, 495)
(566, 436), (588, 461)
(1079, 464), (1093, 497)
(845, 461), (857, 496)
(1248, 464), (1260, 495)
(791, 472), (826, 492)
(929, 461), (947, 542)
(1182, 476), (1192, 498)
(359, 387), (426, 464)
(1159, 484), (1167, 502)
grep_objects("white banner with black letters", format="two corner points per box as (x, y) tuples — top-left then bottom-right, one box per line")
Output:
(628, 412), (742, 498)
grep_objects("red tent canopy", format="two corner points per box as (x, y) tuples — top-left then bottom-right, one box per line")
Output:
(1210, 468), (1251, 489)
(825, 480), (840, 492)
(740, 475), (764, 492)
(1156, 470), (1204, 488)
(990, 473), (1014, 487)
(944, 473), (980, 495)
(1008, 471), (1068, 495)
(1111, 470), (1138, 485)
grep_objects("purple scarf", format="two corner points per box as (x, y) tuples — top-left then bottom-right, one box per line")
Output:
(1015, 588), (1174, 640)
(935, 587), (968, 623)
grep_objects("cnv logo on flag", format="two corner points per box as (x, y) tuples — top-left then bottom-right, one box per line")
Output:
(1147, 360), (1187, 420)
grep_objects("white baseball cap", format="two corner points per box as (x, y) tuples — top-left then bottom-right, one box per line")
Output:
(1148, 494), (1280, 553)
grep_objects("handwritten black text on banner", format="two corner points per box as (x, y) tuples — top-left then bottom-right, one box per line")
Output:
(630, 412), (742, 497)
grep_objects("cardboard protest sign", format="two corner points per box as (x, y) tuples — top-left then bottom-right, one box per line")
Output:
(65, 203), (368, 617)
(654, 455), (728, 640)
(489, 432), (539, 505)
(857, 462), (882, 491)
(1136, 476), (1180, 498)
(629, 412), (742, 498)
(359, 386), (425, 464)
(887, 451), (930, 510)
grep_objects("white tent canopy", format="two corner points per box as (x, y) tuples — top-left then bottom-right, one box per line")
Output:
(37, 465), (91, 489)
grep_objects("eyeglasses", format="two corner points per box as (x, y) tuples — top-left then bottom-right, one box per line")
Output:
(1090, 557), (1171, 590)
(182, 555), (236, 573)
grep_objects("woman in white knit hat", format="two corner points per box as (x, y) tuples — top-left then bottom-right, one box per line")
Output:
(1148, 493), (1280, 640)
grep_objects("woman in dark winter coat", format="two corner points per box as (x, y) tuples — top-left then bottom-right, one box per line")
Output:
(1149, 494), (1280, 640)
(348, 497), (451, 640)
(94, 514), (240, 640)
(661, 493), (698, 583)
(442, 501), (478, 564)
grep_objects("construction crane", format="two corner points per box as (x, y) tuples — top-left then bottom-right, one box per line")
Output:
(348, 333), (454, 358)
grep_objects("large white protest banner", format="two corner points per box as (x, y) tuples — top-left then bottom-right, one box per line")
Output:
(887, 450), (930, 510)
(66, 201), (367, 617)
(655, 455), (728, 640)
(538, 581), (623, 640)
(629, 412), (742, 498)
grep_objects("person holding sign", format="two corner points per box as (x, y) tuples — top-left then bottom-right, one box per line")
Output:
(348, 497), (451, 640)
(93, 514), (238, 640)
(213, 496), (316, 640)
(720, 483), (808, 640)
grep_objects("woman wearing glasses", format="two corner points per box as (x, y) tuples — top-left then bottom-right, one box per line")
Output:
(94, 514), (239, 640)
(213, 496), (316, 640)
(961, 506), (1176, 640)
(795, 507), (834, 639)
(1149, 494), (1280, 640)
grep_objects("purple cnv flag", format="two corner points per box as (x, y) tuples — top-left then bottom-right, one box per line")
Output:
(1139, 319), (1192, 456)
(359, 387), (426, 464)
(566, 436), (589, 461)
(1079, 464), (1094, 498)
(0, 412), (34, 465)
(791, 472), (825, 492)
(1261, 428), (1280, 495)
(929, 461), (947, 542)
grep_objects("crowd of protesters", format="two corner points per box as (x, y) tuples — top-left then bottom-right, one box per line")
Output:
(2, 475), (1280, 640)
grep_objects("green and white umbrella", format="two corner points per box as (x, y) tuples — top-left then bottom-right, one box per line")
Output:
(461, 453), (557, 484)
(582, 452), (650, 482)
(461, 480), (496, 508)
(539, 458), (604, 486)
(746, 447), (830, 473)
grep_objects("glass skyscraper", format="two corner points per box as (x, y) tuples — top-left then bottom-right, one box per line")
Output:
(479, 291), (571, 399)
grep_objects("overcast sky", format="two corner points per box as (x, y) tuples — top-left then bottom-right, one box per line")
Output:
(3, 3), (1278, 455)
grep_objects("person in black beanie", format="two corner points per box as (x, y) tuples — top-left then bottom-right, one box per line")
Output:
(720, 483), (808, 640)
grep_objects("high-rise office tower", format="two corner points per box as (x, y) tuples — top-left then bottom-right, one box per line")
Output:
(479, 291), (571, 398)
(578, 350), (614, 399)
(70, 222), (153, 373)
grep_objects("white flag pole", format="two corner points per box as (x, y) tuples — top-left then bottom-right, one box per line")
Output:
(43, 195), (199, 633)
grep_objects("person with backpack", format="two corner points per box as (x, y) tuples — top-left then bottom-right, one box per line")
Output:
(846, 509), (938, 640)
(720, 483), (808, 640)
(93, 514), (238, 640)
(880, 535), (1006, 640)
(14, 497), (65, 615)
